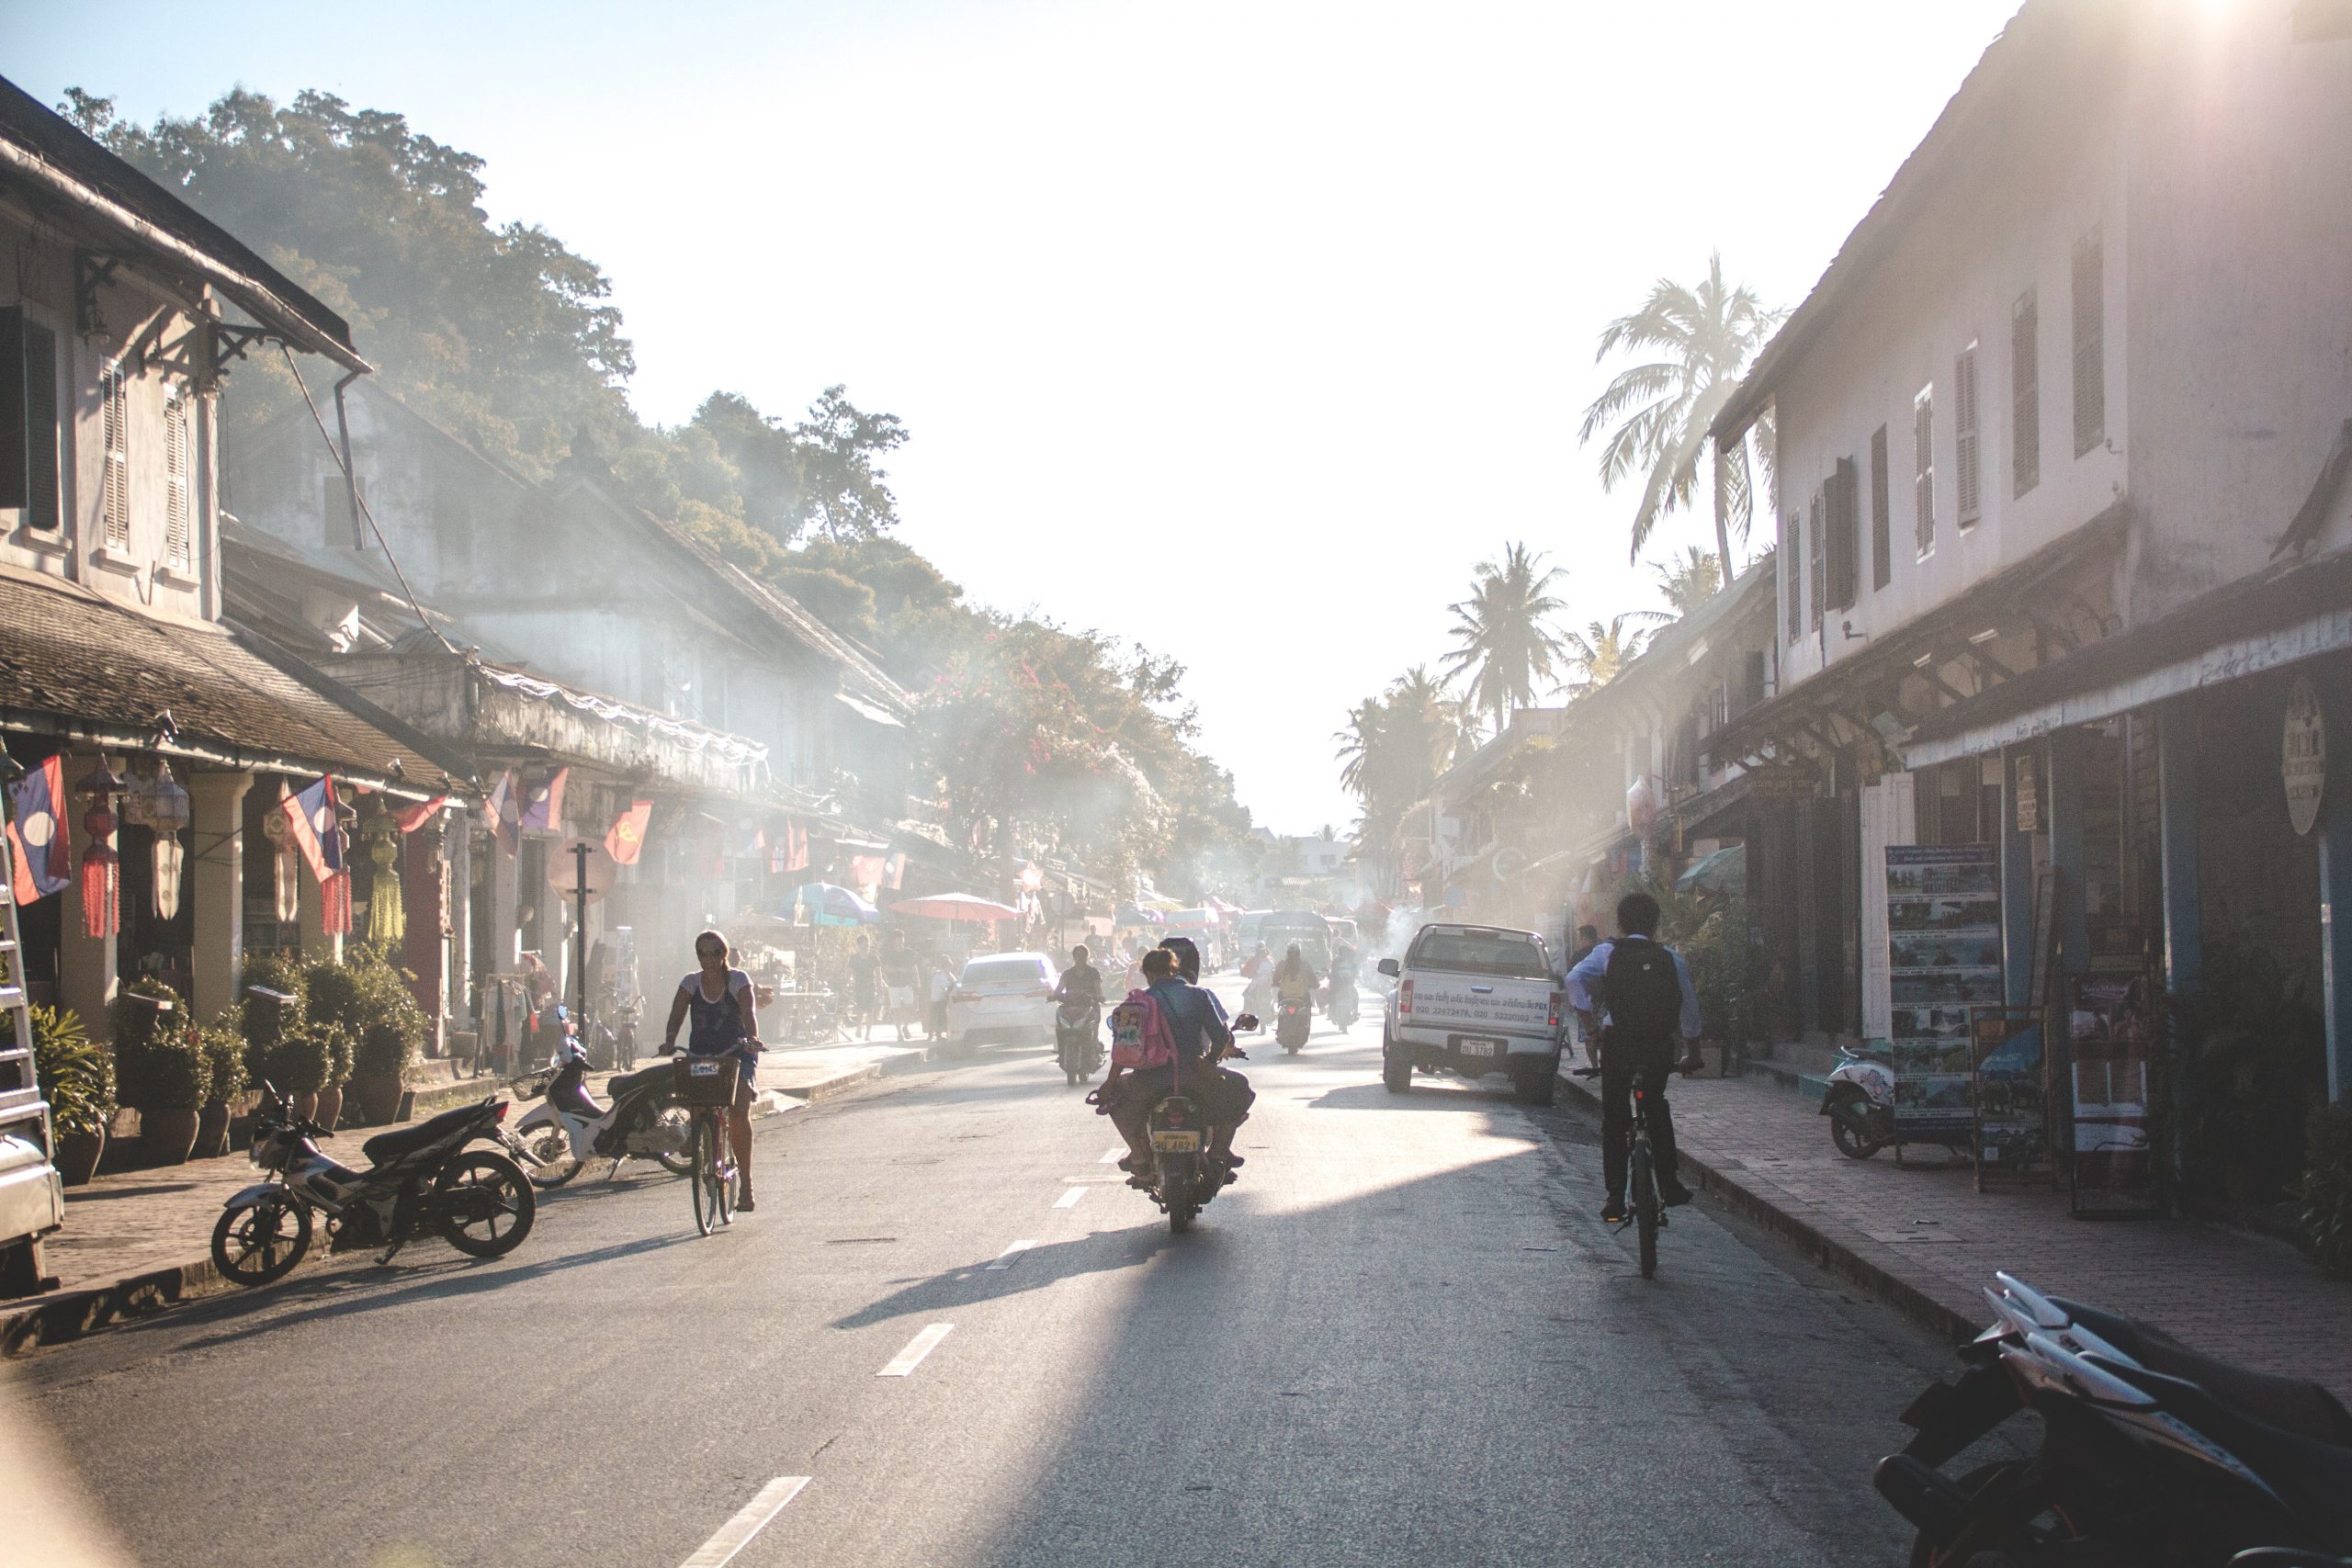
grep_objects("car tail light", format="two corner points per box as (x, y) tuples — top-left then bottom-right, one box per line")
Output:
(1549, 991), (1566, 1029)
(953, 989), (981, 1004)
(1398, 978), (1414, 1017)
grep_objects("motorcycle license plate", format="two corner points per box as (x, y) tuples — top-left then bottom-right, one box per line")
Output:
(1150, 1131), (1202, 1154)
(689, 1061), (721, 1077)
(1458, 1038), (1501, 1057)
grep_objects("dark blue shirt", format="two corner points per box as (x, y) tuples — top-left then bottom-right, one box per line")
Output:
(1147, 977), (1232, 1061)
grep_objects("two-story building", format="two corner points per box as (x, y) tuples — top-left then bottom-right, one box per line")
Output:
(1706, 1), (2352, 1081)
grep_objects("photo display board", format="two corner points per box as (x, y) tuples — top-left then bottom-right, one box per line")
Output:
(1885, 845), (2005, 1146)
(2066, 972), (2163, 1216)
(1968, 1006), (2046, 1190)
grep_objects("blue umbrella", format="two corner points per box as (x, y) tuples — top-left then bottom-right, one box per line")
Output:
(786, 882), (880, 927)
(1115, 904), (1165, 927)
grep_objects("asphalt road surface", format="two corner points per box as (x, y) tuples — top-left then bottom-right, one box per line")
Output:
(5, 978), (1976, 1568)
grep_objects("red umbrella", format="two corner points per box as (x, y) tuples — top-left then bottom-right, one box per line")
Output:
(891, 892), (1023, 924)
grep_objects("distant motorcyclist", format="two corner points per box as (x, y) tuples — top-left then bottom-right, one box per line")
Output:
(1273, 942), (1319, 1009)
(1103, 949), (1253, 1183)
(1159, 935), (1253, 1172)
(1054, 945), (1104, 1007)
(1240, 942), (1273, 1016)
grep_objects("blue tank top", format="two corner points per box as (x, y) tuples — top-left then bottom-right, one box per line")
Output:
(683, 970), (750, 1054)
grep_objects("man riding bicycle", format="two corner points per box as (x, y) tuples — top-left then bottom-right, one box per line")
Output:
(1566, 892), (1702, 1224)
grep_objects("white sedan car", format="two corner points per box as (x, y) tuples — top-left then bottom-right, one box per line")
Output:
(946, 952), (1058, 1046)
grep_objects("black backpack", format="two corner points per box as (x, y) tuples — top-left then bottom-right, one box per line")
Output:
(1602, 939), (1682, 1047)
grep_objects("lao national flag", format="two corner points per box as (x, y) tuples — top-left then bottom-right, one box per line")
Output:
(279, 775), (344, 885)
(394, 794), (449, 834)
(772, 820), (809, 874)
(481, 771), (518, 853)
(519, 768), (567, 833)
(605, 799), (651, 866)
(7, 755), (70, 903)
(883, 852), (906, 890)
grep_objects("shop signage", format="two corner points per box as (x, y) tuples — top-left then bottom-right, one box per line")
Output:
(1884, 844), (2004, 1144)
(2285, 675), (2325, 837)
(1746, 764), (1817, 802)
(2013, 753), (2041, 834)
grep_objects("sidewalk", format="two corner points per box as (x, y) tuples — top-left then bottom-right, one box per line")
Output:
(1, 1043), (933, 1356)
(1558, 1063), (2352, 1398)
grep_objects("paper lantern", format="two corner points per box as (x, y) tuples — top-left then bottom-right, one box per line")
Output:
(150, 762), (189, 919)
(74, 761), (122, 939)
(365, 831), (403, 945)
(323, 870), (353, 936)
(261, 802), (300, 924)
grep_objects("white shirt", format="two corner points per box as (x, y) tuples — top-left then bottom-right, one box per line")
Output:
(1564, 936), (1702, 1040)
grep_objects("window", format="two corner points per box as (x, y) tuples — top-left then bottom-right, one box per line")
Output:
(1785, 511), (1802, 643)
(1808, 488), (1826, 628)
(1740, 650), (1768, 711)
(2011, 289), (2040, 495)
(0, 308), (61, 531)
(1913, 385), (1936, 556)
(1870, 424), (1892, 590)
(99, 359), (130, 549)
(1826, 455), (1859, 611)
(163, 386), (192, 572)
(2072, 227), (2104, 457)
(1955, 343), (1982, 528)
(1405, 928), (1554, 979)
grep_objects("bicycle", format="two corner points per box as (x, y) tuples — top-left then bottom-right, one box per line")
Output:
(1574, 1060), (1687, 1279)
(670, 1051), (745, 1235)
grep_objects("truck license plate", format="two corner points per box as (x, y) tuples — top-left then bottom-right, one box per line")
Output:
(1150, 1131), (1201, 1154)
(1458, 1038), (1501, 1057)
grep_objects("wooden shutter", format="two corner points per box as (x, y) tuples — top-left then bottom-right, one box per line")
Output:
(1913, 388), (1935, 555)
(1955, 344), (1981, 527)
(2011, 289), (2040, 496)
(100, 360), (130, 548)
(1826, 456), (1860, 611)
(0, 310), (60, 531)
(1809, 489), (1826, 627)
(164, 389), (191, 570)
(1870, 424), (1892, 590)
(2072, 230), (2104, 457)
(1785, 513), (1802, 642)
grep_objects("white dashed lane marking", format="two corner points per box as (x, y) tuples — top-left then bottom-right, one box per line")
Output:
(1099, 1146), (1124, 1163)
(877, 1323), (956, 1377)
(1053, 1186), (1087, 1210)
(679, 1475), (809, 1568)
(986, 1239), (1036, 1269)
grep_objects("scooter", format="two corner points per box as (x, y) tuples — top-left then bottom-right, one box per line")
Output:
(1326, 979), (1360, 1032)
(1877, 1272), (2352, 1567)
(1820, 1044), (1894, 1158)
(1055, 1001), (1102, 1085)
(1136, 1020), (1255, 1234)
(1275, 997), (1311, 1053)
(511, 1041), (695, 1188)
(210, 1082), (536, 1285)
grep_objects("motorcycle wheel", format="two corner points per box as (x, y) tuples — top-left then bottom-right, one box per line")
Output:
(519, 1124), (581, 1189)
(1904, 1462), (2070, 1568)
(652, 1106), (696, 1175)
(1166, 1177), (1196, 1235)
(1830, 1102), (1884, 1160)
(434, 1151), (537, 1258)
(210, 1196), (312, 1287)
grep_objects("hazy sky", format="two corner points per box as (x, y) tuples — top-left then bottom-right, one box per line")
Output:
(6, 0), (2020, 833)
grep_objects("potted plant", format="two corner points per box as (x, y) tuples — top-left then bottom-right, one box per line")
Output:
(263, 1030), (333, 1122)
(351, 1020), (421, 1125)
(111, 980), (211, 1166)
(315, 1023), (354, 1133)
(240, 951), (308, 1093)
(196, 1007), (250, 1158)
(30, 1003), (111, 1185)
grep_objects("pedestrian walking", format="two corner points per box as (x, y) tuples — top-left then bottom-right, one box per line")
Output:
(881, 929), (920, 1043)
(848, 933), (881, 1041)
(926, 953), (954, 1040)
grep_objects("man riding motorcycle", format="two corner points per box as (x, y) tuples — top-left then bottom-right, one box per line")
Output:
(1159, 935), (1253, 1171)
(1054, 945), (1103, 1009)
(1102, 948), (1255, 1184)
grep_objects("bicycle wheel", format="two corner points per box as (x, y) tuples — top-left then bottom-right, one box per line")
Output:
(691, 1116), (723, 1236)
(1632, 1138), (1659, 1279)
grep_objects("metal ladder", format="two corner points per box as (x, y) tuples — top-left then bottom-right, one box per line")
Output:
(0, 816), (61, 1296)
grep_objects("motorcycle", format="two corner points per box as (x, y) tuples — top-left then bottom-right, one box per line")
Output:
(1326, 977), (1360, 1032)
(511, 1043), (696, 1188)
(1055, 1000), (1102, 1085)
(1875, 1271), (2352, 1567)
(1136, 1016), (1255, 1234)
(210, 1083), (537, 1286)
(1821, 1044), (1894, 1157)
(1275, 996), (1312, 1053)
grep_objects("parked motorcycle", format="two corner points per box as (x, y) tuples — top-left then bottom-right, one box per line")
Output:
(210, 1084), (536, 1285)
(512, 1042), (695, 1188)
(1875, 1271), (2352, 1567)
(1276, 998), (1311, 1053)
(1821, 1045), (1894, 1157)
(1055, 1001), (1102, 1085)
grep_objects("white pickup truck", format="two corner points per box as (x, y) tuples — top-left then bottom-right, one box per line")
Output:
(1376, 923), (1566, 1105)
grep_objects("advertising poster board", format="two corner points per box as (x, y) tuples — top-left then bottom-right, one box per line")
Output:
(1967, 1006), (2046, 1191)
(2065, 972), (2165, 1217)
(1885, 845), (2004, 1155)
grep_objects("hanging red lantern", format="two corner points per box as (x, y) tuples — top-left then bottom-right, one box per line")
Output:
(74, 759), (125, 939)
(323, 870), (353, 936)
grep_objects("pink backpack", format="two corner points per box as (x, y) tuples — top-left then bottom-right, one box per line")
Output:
(1109, 989), (1176, 1069)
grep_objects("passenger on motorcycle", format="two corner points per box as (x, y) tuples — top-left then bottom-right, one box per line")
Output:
(658, 930), (765, 1211)
(1159, 935), (1253, 1171)
(1102, 949), (1254, 1183)
(1273, 943), (1319, 1008)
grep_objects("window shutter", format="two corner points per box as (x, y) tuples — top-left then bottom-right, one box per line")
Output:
(2011, 289), (2040, 496)
(0, 311), (60, 531)
(2072, 230), (2104, 457)
(0, 309), (21, 512)
(1913, 388), (1936, 555)
(1785, 512), (1802, 642)
(1955, 344), (1981, 527)
(1809, 489), (1826, 627)
(100, 360), (130, 549)
(1870, 424), (1892, 590)
(1826, 456), (1860, 610)
(164, 389), (192, 571)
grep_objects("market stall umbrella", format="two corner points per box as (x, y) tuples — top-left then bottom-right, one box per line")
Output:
(891, 892), (1023, 924)
(785, 882), (880, 927)
(1114, 905), (1165, 927)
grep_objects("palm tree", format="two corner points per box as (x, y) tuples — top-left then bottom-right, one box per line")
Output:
(1650, 546), (1724, 617)
(1333, 671), (1464, 885)
(1441, 543), (1571, 738)
(1579, 252), (1785, 577)
(1563, 614), (1664, 695)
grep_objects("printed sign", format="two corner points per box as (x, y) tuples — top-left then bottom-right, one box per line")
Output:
(1885, 845), (2004, 1140)
(2286, 674), (2325, 837)
(2066, 972), (2156, 1204)
(1968, 1006), (2046, 1187)
(2013, 752), (2041, 834)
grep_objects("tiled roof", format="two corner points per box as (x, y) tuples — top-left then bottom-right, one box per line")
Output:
(0, 567), (458, 793)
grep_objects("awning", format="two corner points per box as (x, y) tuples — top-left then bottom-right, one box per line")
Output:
(0, 568), (455, 795)
(836, 691), (905, 729)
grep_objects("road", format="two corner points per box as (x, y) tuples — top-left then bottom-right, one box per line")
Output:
(5, 976), (1968, 1568)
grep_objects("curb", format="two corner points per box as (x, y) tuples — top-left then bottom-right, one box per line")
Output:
(1, 1059), (900, 1359)
(1554, 1066), (1981, 1345)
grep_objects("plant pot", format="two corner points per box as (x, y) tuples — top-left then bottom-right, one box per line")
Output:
(315, 1083), (344, 1133)
(195, 1100), (232, 1159)
(292, 1090), (319, 1122)
(351, 1073), (404, 1127)
(142, 1108), (200, 1167)
(53, 1128), (105, 1187)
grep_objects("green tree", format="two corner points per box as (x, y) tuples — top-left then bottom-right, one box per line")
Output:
(1564, 615), (1661, 694)
(1333, 668), (1463, 882)
(1578, 252), (1784, 577)
(1650, 546), (1724, 616)
(1441, 542), (1570, 738)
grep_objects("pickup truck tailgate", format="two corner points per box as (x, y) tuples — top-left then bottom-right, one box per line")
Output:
(1407, 976), (1554, 1038)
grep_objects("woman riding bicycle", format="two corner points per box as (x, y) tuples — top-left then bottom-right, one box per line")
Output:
(659, 929), (764, 1211)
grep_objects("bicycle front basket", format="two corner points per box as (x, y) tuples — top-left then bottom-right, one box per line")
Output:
(671, 1055), (741, 1105)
